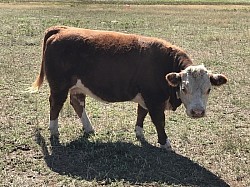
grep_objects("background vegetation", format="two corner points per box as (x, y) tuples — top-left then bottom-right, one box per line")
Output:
(0, 1), (249, 186)
(1, 0), (250, 5)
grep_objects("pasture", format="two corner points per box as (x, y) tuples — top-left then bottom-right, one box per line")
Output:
(0, 1), (249, 186)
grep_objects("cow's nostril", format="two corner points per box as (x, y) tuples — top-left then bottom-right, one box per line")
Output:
(201, 110), (205, 116)
(191, 109), (196, 115)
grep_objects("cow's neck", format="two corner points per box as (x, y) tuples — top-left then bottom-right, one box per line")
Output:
(168, 51), (192, 111)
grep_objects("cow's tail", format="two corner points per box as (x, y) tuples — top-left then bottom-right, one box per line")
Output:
(31, 55), (45, 91)
(31, 26), (67, 92)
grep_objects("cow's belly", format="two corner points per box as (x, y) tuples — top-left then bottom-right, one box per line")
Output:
(69, 79), (141, 104)
(132, 95), (172, 111)
(69, 79), (108, 103)
(69, 79), (172, 110)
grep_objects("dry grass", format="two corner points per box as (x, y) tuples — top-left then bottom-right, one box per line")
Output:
(0, 2), (249, 187)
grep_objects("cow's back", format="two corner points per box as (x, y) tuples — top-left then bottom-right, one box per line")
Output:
(43, 27), (153, 101)
(43, 26), (190, 103)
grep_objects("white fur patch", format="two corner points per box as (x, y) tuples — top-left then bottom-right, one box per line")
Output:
(132, 94), (172, 110)
(160, 138), (172, 151)
(179, 65), (211, 117)
(70, 79), (107, 103)
(135, 126), (144, 139)
(81, 108), (94, 133)
(49, 119), (59, 136)
(132, 93), (147, 109)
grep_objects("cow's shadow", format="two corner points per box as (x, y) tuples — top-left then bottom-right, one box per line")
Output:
(35, 129), (229, 186)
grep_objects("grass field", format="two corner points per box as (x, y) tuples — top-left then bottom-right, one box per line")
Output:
(0, 1), (249, 187)
(1, 0), (250, 5)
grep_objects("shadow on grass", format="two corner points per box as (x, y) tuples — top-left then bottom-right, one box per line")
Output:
(35, 129), (229, 187)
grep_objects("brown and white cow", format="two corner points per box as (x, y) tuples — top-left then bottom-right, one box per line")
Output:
(32, 26), (227, 151)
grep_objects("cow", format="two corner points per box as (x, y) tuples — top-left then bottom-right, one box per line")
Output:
(32, 26), (227, 151)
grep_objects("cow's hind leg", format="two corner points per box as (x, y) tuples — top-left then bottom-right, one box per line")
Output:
(49, 90), (68, 137)
(70, 93), (94, 134)
(135, 104), (148, 140)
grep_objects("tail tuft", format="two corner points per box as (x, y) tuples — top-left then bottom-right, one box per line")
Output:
(32, 74), (44, 91)
(25, 74), (44, 93)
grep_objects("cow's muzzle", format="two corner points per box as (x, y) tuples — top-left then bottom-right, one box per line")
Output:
(190, 108), (205, 118)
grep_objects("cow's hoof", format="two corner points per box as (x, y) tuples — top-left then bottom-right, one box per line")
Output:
(83, 123), (94, 134)
(84, 129), (95, 135)
(83, 125), (95, 135)
(49, 132), (59, 142)
(135, 126), (144, 140)
(49, 135), (60, 146)
(160, 139), (173, 151)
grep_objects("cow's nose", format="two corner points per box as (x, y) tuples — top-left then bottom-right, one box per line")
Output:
(191, 108), (205, 118)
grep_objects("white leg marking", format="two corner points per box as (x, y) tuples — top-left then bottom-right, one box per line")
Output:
(49, 119), (59, 137)
(81, 108), (94, 133)
(160, 138), (173, 151)
(135, 126), (144, 139)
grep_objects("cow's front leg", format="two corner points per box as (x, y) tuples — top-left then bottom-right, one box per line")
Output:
(49, 90), (68, 137)
(135, 104), (148, 140)
(70, 93), (94, 134)
(148, 104), (172, 151)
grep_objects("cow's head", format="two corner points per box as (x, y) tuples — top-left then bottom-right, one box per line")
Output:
(166, 65), (227, 118)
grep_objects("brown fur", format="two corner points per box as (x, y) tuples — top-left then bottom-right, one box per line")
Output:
(33, 26), (191, 91)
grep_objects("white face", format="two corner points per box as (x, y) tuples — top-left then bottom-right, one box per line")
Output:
(166, 65), (227, 118)
(178, 66), (211, 118)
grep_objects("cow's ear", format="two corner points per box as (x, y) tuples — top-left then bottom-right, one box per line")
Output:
(166, 73), (181, 87)
(210, 74), (228, 86)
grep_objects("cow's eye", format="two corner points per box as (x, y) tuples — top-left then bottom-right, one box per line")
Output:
(181, 87), (188, 94)
(206, 88), (211, 94)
